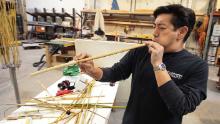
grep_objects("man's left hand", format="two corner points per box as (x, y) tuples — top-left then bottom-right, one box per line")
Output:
(145, 41), (164, 67)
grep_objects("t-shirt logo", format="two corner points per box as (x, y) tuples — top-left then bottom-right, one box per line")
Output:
(167, 71), (183, 80)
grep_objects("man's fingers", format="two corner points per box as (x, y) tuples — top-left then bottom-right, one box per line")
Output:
(145, 41), (155, 48)
(78, 53), (87, 59)
(144, 41), (157, 52)
(84, 53), (91, 58)
(145, 41), (159, 49)
(80, 62), (93, 68)
(75, 53), (83, 58)
(144, 41), (154, 46)
(79, 66), (85, 72)
(74, 53), (84, 61)
(75, 53), (91, 61)
(148, 47), (157, 54)
(78, 63), (93, 73)
(74, 53), (80, 60)
(145, 41), (164, 51)
(78, 62), (85, 71)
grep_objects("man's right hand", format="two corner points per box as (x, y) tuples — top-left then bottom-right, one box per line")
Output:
(75, 53), (94, 74)
(74, 53), (103, 80)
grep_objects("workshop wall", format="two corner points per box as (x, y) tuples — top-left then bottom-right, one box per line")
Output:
(26, 0), (85, 13)
(85, 0), (209, 14)
(26, 0), (85, 21)
(217, 0), (220, 10)
(85, 0), (131, 10)
(135, 0), (209, 13)
(26, 0), (86, 31)
(85, 0), (210, 55)
(26, 0), (210, 14)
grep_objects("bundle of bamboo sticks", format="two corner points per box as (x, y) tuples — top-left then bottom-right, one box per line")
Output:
(5, 79), (125, 123)
(0, 0), (20, 68)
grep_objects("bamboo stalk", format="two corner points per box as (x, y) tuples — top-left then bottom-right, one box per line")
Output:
(2, 101), (114, 106)
(87, 90), (103, 123)
(30, 43), (146, 76)
(6, 103), (125, 109)
(0, 0), (19, 67)
(4, 78), (124, 123)
(36, 95), (105, 101)
(87, 110), (107, 120)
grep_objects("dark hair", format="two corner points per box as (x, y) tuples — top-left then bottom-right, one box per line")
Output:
(153, 4), (195, 42)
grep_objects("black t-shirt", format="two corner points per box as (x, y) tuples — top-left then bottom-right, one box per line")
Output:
(100, 47), (208, 124)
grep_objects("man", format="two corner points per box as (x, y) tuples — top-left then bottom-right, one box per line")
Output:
(76, 4), (208, 124)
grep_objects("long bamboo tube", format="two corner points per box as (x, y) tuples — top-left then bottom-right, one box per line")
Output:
(30, 43), (146, 76)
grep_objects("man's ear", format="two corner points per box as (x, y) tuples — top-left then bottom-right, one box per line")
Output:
(177, 26), (188, 40)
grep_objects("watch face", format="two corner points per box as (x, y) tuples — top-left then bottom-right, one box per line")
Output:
(153, 63), (166, 71)
(158, 63), (166, 71)
(161, 63), (166, 69)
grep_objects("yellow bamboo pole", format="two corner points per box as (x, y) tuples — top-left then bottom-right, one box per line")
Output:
(30, 43), (146, 76)
(0, 0), (19, 67)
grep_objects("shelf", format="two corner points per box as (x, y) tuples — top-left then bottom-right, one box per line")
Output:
(81, 9), (204, 40)
(87, 20), (153, 27)
(26, 8), (77, 40)
(106, 33), (153, 40)
(27, 11), (74, 19)
(86, 20), (153, 27)
(82, 9), (205, 16)
(27, 21), (78, 30)
(213, 11), (220, 17)
(104, 21), (153, 27)
(81, 9), (153, 16)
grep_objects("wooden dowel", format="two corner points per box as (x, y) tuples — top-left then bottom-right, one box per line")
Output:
(30, 43), (146, 76)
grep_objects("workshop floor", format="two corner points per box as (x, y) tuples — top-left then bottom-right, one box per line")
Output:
(0, 46), (220, 124)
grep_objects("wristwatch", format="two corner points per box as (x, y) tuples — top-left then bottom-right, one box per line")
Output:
(153, 63), (166, 71)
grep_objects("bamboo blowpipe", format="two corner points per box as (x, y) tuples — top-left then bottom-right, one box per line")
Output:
(31, 43), (146, 76)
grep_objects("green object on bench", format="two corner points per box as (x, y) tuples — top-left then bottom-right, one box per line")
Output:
(63, 65), (80, 76)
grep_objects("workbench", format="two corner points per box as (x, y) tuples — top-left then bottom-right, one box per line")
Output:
(0, 74), (120, 124)
(44, 39), (75, 67)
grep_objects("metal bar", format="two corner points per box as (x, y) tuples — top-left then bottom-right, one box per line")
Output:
(134, 0), (136, 10)
(80, 11), (83, 38)
(94, 0), (96, 9)
(187, 0), (189, 7)
(22, 0), (28, 38)
(72, 8), (75, 27)
(130, 0), (133, 12)
(9, 67), (21, 104)
(203, 0), (217, 60)
(16, 0), (27, 38)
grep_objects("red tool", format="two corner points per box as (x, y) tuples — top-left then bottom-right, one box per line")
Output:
(56, 89), (73, 96)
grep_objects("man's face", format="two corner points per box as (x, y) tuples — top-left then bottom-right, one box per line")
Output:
(153, 14), (180, 49)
